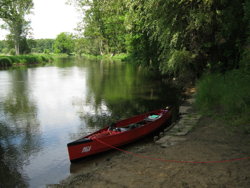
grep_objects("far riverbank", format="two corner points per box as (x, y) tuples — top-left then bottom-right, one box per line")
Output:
(0, 54), (55, 68)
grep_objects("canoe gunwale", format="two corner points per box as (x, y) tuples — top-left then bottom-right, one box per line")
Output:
(67, 138), (93, 146)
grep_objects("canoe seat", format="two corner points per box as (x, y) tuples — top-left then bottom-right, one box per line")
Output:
(144, 114), (161, 122)
(116, 127), (130, 132)
(110, 123), (142, 132)
(108, 115), (161, 132)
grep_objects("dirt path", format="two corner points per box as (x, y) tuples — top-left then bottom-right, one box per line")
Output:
(50, 115), (250, 188)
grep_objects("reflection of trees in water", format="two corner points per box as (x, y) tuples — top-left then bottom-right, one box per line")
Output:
(0, 123), (27, 187)
(73, 59), (179, 134)
(0, 69), (41, 187)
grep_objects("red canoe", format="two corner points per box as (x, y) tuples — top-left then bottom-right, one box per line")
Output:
(67, 107), (173, 162)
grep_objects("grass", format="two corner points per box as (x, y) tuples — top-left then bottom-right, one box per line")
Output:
(0, 54), (54, 68)
(195, 69), (250, 133)
(82, 53), (129, 61)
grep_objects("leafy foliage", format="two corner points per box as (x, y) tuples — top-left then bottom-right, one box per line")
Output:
(0, 38), (55, 55)
(195, 69), (250, 129)
(0, 57), (12, 67)
(27, 39), (55, 53)
(70, 0), (128, 55)
(53, 32), (74, 55)
(71, 0), (250, 80)
(0, 54), (53, 68)
(0, 0), (33, 55)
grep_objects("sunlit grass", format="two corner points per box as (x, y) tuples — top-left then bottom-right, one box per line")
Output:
(82, 53), (129, 61)
(0, 54), (54, 67)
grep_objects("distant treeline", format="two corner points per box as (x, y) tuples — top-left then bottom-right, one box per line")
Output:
(0, 39), (55, 55)
(0, 32), (76, 56)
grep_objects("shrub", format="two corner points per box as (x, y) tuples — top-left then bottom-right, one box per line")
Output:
(0, 57), (12, 67)
(40, 55), (49, 62)
(0, 54), (53, 67)
(160, 49), (197, 82)
(195, 69), (250, 127)
(9, 49), (16, 55)
(112, 53), (129, 61)
(8, 56), (19, 63)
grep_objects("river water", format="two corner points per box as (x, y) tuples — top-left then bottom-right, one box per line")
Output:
(0, 57), (179, 187)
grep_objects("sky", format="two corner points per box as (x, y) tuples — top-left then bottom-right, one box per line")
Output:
(0, 0), (80, 40)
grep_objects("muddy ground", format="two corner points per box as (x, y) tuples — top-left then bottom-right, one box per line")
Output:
(50, 115), (250, 188)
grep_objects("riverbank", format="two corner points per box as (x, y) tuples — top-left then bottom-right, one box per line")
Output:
(49, 95), (250, 188)
(195, 70), (250, 134)
(82, 53), (129, 61)
(0, 54), (54, 68)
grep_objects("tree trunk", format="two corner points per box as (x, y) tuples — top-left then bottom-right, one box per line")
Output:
(15, 41), (20, 55)
(99, 39), (103, 55)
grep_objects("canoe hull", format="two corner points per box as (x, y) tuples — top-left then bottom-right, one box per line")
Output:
(67, 108), (172, 162)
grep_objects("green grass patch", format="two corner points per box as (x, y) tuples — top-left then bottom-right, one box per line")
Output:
(82, 53), (129, 61)
(0, 54), (54, 67)
(82, 53), (103, 60)
(0, 57), (12, 67)
(195, 69), (250, 132)
(111, 53), (129, 61)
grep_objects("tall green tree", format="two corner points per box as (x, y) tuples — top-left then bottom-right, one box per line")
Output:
(70, 0), (128, 55)
(127, 0), (248, 77)
(0, 0), (33, 55)
(54, 32), (74, 54)
(71, 0), (250, 79)
(27, 38), (55, 53)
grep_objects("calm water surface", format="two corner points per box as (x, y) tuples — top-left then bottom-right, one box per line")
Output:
(0, 58), (178, 187)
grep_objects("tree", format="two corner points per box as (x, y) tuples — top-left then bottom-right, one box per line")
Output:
(54, 32), (74, 55)
(0, 0), (33, 55)
(74, 37), (88, 56)
(126, 0), (247, 77)
(70, 0), (250, 79)
(70, 0), (128, 55)
(27, 39), (55, 53)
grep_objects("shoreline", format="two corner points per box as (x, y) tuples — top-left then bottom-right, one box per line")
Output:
(0, 54), (54, 69)
(48, 93), (250, 188)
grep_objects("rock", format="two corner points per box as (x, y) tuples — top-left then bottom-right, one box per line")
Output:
(153, 136), (159, 142)
(186, 98), (195, 105)
(156, 135), (187, 148)
(179, 106), (192, 113)
(164, 128), (169, 132)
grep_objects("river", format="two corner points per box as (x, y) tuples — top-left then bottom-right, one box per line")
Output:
(0, 57), (179, 187)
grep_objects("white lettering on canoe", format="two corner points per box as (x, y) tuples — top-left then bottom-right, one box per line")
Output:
(81, 146), (91, 153)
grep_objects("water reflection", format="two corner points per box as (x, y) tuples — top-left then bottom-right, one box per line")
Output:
(73, 58), (179, 134)
(0, 58), (179, 187)
(0, 69), (41, 187)
(0, 122), (28, 187)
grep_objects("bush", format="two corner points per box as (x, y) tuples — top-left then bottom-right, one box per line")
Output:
(9, 49), (16, 55)
(7, 56), (19, 63)
(112, 53), (129, 61)
(40, 55), (49, 62)
(240, 47), (250, 71)
(0, 54), (53, 67)
(160, 50), (197, 82)
(195, 69), (250, 127)
(0, 57), (12, 67)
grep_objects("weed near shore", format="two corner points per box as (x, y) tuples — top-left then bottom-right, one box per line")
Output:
(195, 69), (250, 132)
(0, 54), (54, 68)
